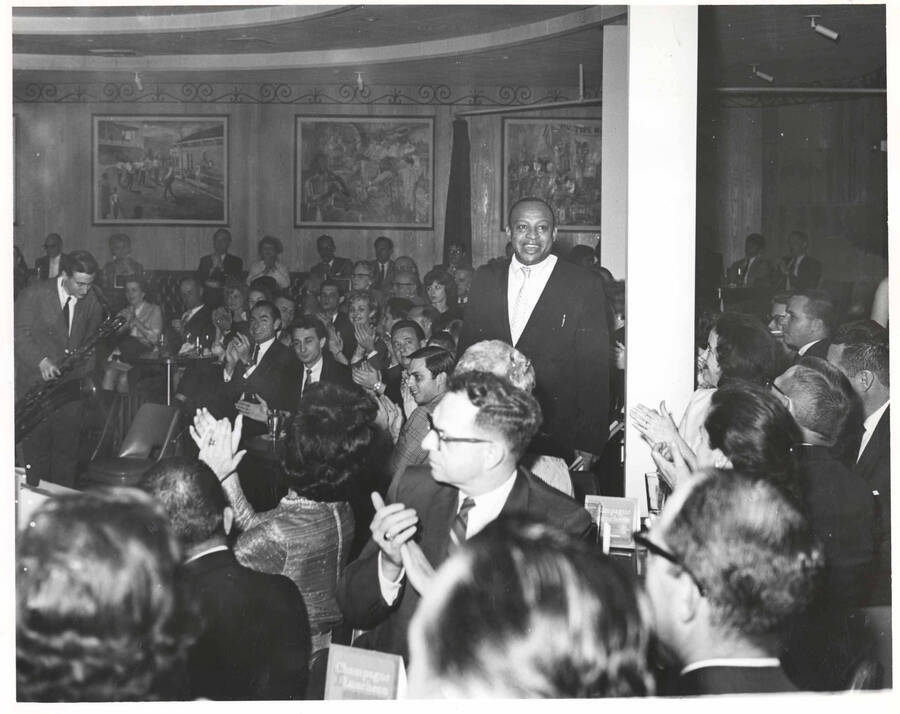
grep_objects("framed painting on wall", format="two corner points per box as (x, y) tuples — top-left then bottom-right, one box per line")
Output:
(295, 115), (434, 229)
(502, 117), (602, 232)
(92, 115), (228, 225)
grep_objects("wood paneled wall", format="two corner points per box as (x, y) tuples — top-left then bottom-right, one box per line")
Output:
(697, 98), (888, 298)
(14, 86), (602, 275)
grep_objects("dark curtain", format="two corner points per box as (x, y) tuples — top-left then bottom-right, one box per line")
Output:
(443, 118), (472, 263)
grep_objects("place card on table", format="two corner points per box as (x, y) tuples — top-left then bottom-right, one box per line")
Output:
(584, 495), (640, 550)
(324, 644), (407, 699)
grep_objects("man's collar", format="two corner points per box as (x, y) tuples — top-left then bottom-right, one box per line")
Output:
(797, 338), (822, 356)
(304, 355), (323, 371)
(864, 400), (890, 430)
(680, 658), (781, 676)
(183, 543), (230, 565)
(509, 254), (557, 273)
(459, 469), (518, 503)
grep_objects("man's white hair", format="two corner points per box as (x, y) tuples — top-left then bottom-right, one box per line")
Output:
(455, 340), (536, 392)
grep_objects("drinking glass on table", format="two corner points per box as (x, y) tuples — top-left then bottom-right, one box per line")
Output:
(266, 408), (286, 440)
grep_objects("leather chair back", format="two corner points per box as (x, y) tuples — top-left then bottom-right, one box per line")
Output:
(118, 403), (180, 460)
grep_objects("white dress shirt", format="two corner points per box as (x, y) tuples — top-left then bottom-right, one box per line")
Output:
(57, 275), (77, 333)
(378, 470), (519, 604)
(797, 339), (823, 356)
(858, 400), (889, 463)
(224, 336), (275, 382)
(507, 254), (557, 345)
(48, 254), (61, 279)
(680, 658), (781, 676)
(301, 356), (324, 392)
(183, 544), (229, 565)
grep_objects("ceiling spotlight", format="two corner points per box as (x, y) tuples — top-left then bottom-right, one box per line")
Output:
(807, 15), (839, 42)
(751, 64), (774, 83)
(134, 72), (143, 91)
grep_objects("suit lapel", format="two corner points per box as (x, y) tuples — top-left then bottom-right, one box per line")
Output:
(517, 262), (562, 348)
(858, 406), (889, 475)
(499, 468), (531, 517)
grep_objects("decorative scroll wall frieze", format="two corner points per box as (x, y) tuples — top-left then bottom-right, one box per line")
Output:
(14, 81), (600, 106)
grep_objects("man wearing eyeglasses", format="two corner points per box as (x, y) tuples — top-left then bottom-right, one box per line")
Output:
(337, 371), (591, 660)
(35, 233), (70, 280)
(640, 469), (822, 695)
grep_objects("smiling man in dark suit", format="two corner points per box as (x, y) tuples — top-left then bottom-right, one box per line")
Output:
(15, 250), (104, 487)
(337, 371), (591, 660)
(458, 197), (609, 465)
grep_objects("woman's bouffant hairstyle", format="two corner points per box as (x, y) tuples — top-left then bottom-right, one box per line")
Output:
(409, 516), (654, 698)
(713, 312), (781, 386)
(705, 380), (802, 500)
(17, 488), (189, 702)
(282, 382), (378, 502)
(422, 268), (458, 308)
(346, 289), (381, 324)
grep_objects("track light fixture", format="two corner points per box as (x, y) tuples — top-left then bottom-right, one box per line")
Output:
(807, 15), (839, 42)
(751, 65), (774, 83)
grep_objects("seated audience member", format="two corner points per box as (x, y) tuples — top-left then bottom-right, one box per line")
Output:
(455, 339), (574, 496)
(391, 265), (426, 305)
(221, 301), (300, 436)
(141, 457), (311, 700)
(409, 304), (440, 341)
(567, 243), (598, 271)
(169, 275), (215, 352)
(641, 470), (823, 695)
(248, 275), (278, 301)
(779, 230), (822, 291)
(102, 232), (143, 290)
(246, 235), (290, 289)
(726, 232), (773, 287)
(337, 289), (389, 368)
(384, 319), (426, 416)
(309, 233), (353, 282)
(293, 315), (353, 397)
(870, 276), (888, 327)
(338, 373), (591, 660)
(274, 294), (296, 346)
(192, 382), (379, 651)
(827, 320), (891, 606)
(782, 288), (835, 360)
(17, 489), (189, 701)
(197, 228), (243, 283)
(102, 276), (164, 393)
(767, 290), (795, 363)
(35, 232), (69, 280)
(427, 329), (457, 356)
(408, 517), (654, 698)
(437, 243), (472, 275)
(223, 278), (249, 325)
(318, 279), (356, 363)
(372, 235), (396, 291)
(247, 284), (270, 311)
(423, 267), (463, 332)
(454, 265), (474, 305)
(378, 297), (414, 364)
(349, 260), (385, 305)
(388, 346), (456, 481)
(632, 312), (780, 458)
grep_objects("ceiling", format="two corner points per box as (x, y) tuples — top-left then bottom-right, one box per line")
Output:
(13, 5), (623, 89)
(700, 5), (886, 88)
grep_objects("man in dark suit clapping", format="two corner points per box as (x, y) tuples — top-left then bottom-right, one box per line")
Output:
(197, 228), (244, 283)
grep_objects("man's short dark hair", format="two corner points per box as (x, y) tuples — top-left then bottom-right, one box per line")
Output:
(65, 250), (99, 276)
(832, 320), (890, 387)
(790, 230), (809, 248)
(213, 228), (231, 242)
(507, 196), (556, 230)
(662, 469), (823, 639)
(292, 314), (327, 340)
(796, 289), (837, 334)
(374, 235), (393, 250)
(391, 318), (425, 342)
(17, 488), (186, 701)
(714, 312), (780, 386)
(250, 299), (280, 323)
(446, 371), (542, 459)
(109, 232), (131, 248)
(316, 234), (334, 247)
(745, 232), (765, 250)
(249, 275), (278, 299)
(410, 304), (441, 324)
(782, 358), (856, 445)
(408, 345), (456, 378)
(180, 275), (201, 292)
(141, 457), (227, 547)
(319, 279), (340, 294)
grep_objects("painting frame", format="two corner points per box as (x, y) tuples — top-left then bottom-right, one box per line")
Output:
(92, 114), (229, 226)
(502, 117), (602, 232)
(295, 115), (435, 230)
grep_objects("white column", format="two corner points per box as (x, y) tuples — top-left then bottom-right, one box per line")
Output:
(625, 7), (698, 514)
(600, 24), (628, 280)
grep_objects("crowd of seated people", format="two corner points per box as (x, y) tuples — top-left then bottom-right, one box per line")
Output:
(14, 221), (892, 701)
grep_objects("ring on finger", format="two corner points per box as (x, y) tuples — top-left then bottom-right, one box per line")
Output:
(384, 531), (392, 541)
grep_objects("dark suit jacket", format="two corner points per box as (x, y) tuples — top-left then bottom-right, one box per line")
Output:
(797, 338), (831, 362)
(784, 254), (822, 291)
(197, 253), (244, 282)
(726, 256), (774, 287)
(182, 548), (311, 700)
(337, 465), (592, 660)
(676, 665), (798, 695)
(458, 259), (610, 457)
(854, 405), (891, 605)
(14, 278), (103, 397)
(34, 253), (70, 281)
(299, 353), (353, 397)
(372, 259), (396, 291)
(226, 341), (301, 434)
(310, 256), (353, 282)
(169, 304), (216, 350)
(326, 311), (357, 363)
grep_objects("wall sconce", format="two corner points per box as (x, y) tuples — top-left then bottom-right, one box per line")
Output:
(751, 64), (774, 83)
(807, 15), (839, 42)
(356, 72), (365, 92)
(134, 72), (143, 91)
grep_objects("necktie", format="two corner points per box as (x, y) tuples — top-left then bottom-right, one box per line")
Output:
(248, 343), (260, 367)
(302, 367), (313, 396)
(509, 266), (532, 342)
(62, 296), (71, 335)
(449, 497), (476, 551)
(381, 263), (387, 283)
